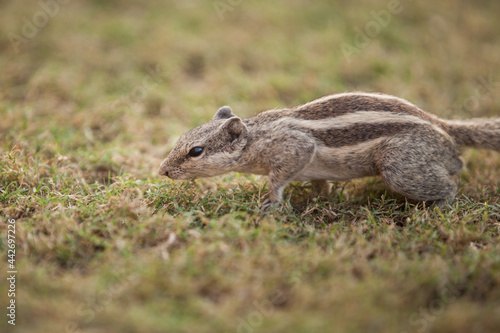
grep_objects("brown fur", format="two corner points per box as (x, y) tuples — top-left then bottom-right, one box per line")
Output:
(159, 92), (500, 209)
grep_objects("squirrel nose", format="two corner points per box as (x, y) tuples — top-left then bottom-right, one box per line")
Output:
(158, 164), (170, 178)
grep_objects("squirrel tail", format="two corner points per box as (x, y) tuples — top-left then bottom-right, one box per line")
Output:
(444, 118), (500, 151)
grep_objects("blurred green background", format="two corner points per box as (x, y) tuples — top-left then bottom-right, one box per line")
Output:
(2, 0), (499, 158)
(1, 0), (500, 332)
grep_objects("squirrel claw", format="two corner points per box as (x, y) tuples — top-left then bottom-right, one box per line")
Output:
(261, 199), (280, 212)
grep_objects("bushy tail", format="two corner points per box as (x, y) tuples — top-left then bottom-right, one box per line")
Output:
(444, 118), (500, 151)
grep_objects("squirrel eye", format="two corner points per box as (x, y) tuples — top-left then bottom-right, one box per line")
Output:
(188, 147), (204, 157)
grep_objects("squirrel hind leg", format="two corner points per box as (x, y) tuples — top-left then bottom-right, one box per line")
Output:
(378, 130), (462, 205)
(430, 197), (455, 211)
(378, 145), (460, 205)
(310, 180), (332, 199)
(382, 162), (458, 202)
(381, 163), (458, 204)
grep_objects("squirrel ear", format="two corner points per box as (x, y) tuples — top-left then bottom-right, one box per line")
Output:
(222, 117), (248, 143)
(213, 106), (236, 120)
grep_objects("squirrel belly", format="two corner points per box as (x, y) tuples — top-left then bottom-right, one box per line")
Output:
(159, 92), (500, 209)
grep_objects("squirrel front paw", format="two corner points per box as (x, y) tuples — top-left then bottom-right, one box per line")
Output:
(261, 199), (281, 212)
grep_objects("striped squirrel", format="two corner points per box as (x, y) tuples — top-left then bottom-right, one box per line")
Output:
(158, 92), (500, 209)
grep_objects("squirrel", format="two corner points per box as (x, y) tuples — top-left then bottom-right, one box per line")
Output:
(158, 92), (500, 209)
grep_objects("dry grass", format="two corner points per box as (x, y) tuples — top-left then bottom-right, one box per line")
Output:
(1, 0), (500, 332)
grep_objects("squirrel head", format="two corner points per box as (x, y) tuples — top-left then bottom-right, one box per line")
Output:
(158, 106), (249, 179)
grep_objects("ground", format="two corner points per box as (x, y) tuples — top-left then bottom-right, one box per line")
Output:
(1, 0), (500, 332)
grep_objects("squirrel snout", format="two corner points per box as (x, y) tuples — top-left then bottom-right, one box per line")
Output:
(158, 163), (170, 178)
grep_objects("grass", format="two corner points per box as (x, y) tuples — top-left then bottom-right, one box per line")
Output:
(1, 0), (500, 332)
